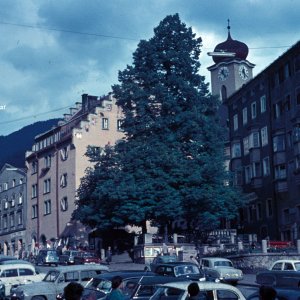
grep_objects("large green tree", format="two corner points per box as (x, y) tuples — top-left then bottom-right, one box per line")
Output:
(74, 14), (245, 233)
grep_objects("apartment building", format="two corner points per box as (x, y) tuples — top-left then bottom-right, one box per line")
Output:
(0, 163), (26, 255)
(226, 41), (300, 240)
(25, 93), (124, 251)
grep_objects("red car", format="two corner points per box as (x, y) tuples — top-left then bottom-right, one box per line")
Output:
(74, 252), (102, 265)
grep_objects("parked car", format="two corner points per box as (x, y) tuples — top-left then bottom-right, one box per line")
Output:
(73, 252), (102, 265)
(59, 250), (81, 265)
(269, 260), (300, 271)
(150, 280), (246, 300)
(145, 255), (178, 271)
(200, 257), (243, 284)
(247, 288), (300, 300)
(0, 262), (44, 297)
(152, 262), (206, 281)
(10, 264), (109, 300)
(0, 259), (32, 265)
(35, 249), (59, 266)
(256, 270), (300, 287)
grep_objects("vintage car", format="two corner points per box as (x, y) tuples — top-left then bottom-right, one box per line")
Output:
(73, 252), (102, 265)
(144, 255), (178, 271)
(152, 262), (206, 281)
(10, 264), (109, 300)
(58, 250), (81, 265)
(247, 288), (300, 300)
(256, 270), (300, 287)
(150, 280), (246, 300)
(35, 249), (60, 266)
(269, 259), (300, 271)
(0, 262), (44, 297)
(200, 257), (243, 284)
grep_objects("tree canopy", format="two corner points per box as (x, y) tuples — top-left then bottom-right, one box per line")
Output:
(73, 14), (245, 234)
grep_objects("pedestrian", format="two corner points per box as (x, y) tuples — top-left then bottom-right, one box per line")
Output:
(106, 276), (124, 300)
(259, 285), (277, 300)
(106, 246), (112, 264)
(64, 282), (84, 300)
(187, 282), (200, 300)
(162, 243), (168, 256)
(190, 255), (199, 266)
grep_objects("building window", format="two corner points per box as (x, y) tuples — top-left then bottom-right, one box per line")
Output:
(60, 197), (68, 211)
(234, 169), (243, 186)
(257, 203), (262, 220)
(4, 199), (8, 210)
(273, 135), (285, 152)
(44, 155), (51, 168)
(60, 173), (68, 188)
(19, 178), (24, 185)
(231, 142), (241, 158)
(60, 147), (68, 161)
(3, 216), (7, 229)
(245, 165), (252, 183)
(274, 164), (287, 179)
(263, 157), (270, 176)
(117, 119), (123, 131)
(273, 101), (282, 119)
(44, 200), (51, 215)
(43, 179), (51, 194)
(293, 124), (300, 142)
(243, 136), (249, 155)
(266, 199), (273, 217)
(32, 184), (37, 198)
(102, 118), (109, 130)
(261, 126), (268, 146)
(251, 102), (257, 119)
(32, 161), (38, 174)
(242, 107), (248, 125)
(233, 114), (238, 131)
(32, 205), (38, 219)
(18, 193), (23, 205)
(12, 179), (16, 187)
(11, 194), (15, 207)
(0, 184), (2, 192)
(10, 214), (15, 227)
(17, 211), (23, 225)
(3, 182), (8, 191)
(252, 161), (261, 177)
(260, 95), (266, 113)
(249, 132), (260, 149)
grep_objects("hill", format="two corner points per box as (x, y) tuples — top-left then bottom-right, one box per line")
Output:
(0, 119), (60, 169)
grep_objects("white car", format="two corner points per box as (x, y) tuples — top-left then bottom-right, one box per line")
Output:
(269, 259), (300, 271)
(200, 257), (243, 284)
(0, 262), (44, 297)
(150, 280), (246, 300)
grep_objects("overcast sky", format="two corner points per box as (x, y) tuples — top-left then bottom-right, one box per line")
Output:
(0, 0), (299, 135)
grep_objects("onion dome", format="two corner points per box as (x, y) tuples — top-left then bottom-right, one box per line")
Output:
(212, 19), (249, 64)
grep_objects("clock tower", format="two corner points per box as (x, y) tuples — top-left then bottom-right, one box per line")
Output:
(207, 20), (255, 101)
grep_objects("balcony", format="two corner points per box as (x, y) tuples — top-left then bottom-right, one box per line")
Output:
(249, 148), (260, 162)
(251, 177), (263, 189)
(274, 179), (288, 192)
(273, 152), (286, 165)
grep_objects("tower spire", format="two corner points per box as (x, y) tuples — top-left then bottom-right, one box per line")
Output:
(227, 19), (232, 40)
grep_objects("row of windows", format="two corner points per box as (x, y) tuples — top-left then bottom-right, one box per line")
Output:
(0, 178), (24, 192)
(1, 211), (23, 230)
(2, 193), (23, 210)
(240, 199), (273, 223)
(233, 95), (266, 131)
(31, 174), (68, 198)
(31, 197), (68, 218)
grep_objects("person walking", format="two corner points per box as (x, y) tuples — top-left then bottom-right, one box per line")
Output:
(106, 276), (124, 300)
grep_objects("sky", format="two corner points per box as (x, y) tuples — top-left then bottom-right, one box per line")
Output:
(0, 0), (299, 136)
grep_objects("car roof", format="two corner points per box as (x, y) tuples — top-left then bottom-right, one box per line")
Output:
(157, 281), (242, 290)
(0, 259), (33, 265)
(155, 262), (198, 267)
(137, 276), (191, 285)
(272, 259), (300, 263)
(93, 270), (156, 280)
(202, 257), (231, 262)
(49, 264), (109, 272)
(0, 263), (36, 270)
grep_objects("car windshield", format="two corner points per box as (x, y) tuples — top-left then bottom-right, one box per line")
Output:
(295, 263), (300, 271)
(151, 286), (185, 300)
(174, 265), (200, 276)
(159, 256), (177, 263)
(86, 278), (112, 293)
(83, 253), (95, 258)
(47, 251), (58, 256)
(43, 270), (60, 282)
(214, 261), (233, 267)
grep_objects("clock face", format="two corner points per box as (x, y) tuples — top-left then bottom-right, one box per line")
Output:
(239, 65), (249, 80)
(218, 66), (229, 81)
